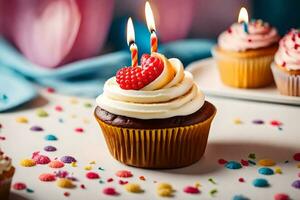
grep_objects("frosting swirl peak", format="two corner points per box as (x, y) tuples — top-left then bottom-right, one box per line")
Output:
(0, 149), (12, 174)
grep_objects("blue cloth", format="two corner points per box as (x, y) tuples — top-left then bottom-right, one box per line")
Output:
(0, 36), (214, 111)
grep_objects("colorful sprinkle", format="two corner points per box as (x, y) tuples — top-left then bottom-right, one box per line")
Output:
(55, 106), (63, 112)
(157, 183), (173, 191)
(57, 178), (75, 188)
(102, 187), (118, 196)
(258, 167), (274, 175)
(46, 87), (55, 93)
(270, 120), (283, 127)
(30, 126), (44, 131)
(13, 182), (27, 190)
(116, 170), (133, 178)
(32, 152), (51, 164)
(107, 178), (114, 182)
(39, 173), (56, 182)
(49, 160), (64, 168)
(84, 166), (92, 170)
(26, 188), (34, 193)
(232, 194), (249, 200)
(248, 160), (256, 165)
(208, 178), (217, 184)
(44, 134), (58, 141)
(183, 186), (200, 194)
(60, 156), (76, 164)
(80, 184), (86, 189)
(248, 153), (256, 159)
(84, 102), (92, 108)
(225, 161), (242, 169)
(218, 158), (227, 165)
(139, 176), (146, 181)
(86, 172), (100, 179)
(125, 183), (143, 193)
(238, 178), (245, 182)
(0, 136), (6, 140)
(71, 162), (77, 167)
(241, 159), (249, 166)
(234, 118), (242, 124)
(118, 180), (128, 185)
(210, 189), (218, 196)
(44, 145), (57, 152)
(252, 119), (264, 124)
(74, 128), (84, 133)
(20, 159), (36, 167)
(275, 167), (282, 174)
(258, 159), (276, 166)
(252, 178), (269, 187)
(36, 109), (49, 117)
(63, 192), (70, 197)
(274, 193), (290, 200)
(293, 153), (300, 161)
(291, 180), (300, 189)
(16, 117), (28, 123)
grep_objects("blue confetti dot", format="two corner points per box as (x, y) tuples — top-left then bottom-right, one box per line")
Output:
(225, 161), (242, 169)
(44, 134), (58, 141)
(232, 194), (249, 200)
(258, 167), (274, 175)
(252, 178), (269, 187)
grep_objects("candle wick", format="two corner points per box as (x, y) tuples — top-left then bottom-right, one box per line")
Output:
(129, 40), (135, 46)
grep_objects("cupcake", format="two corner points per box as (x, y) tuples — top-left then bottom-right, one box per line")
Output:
(272, 29), (300, 96)
(0, 149), (15, 200)
(95, 53), (216, 169)
(212, 19), (280, 88)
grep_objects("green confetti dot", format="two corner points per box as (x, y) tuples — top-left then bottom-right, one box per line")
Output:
(210, 188), (218, 196)
(248, 153), (256, 160)
(84, 102), (92, 108)
(36, 109), (48, 117)
(208, 178), (217, 184)
(99, 180), (104, 184)
(98, 167), (104, 171)
(26, 188), (34, 193)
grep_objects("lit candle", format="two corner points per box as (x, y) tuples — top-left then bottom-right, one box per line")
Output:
(238, 7), (249, 34)
(127, 17), (138, 67)
(145, 1), (158, 53)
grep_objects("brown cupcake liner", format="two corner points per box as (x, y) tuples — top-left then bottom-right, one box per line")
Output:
(212, 47), (275, 88)
(271, 63), (300, 96)
(95, 112), (216, 169)
(0, 177), (13, 200)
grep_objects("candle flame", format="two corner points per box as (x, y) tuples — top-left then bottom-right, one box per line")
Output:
(238, 7), (249, 23)
(145, 1), (156, 32)
(127, 17), (135, 45)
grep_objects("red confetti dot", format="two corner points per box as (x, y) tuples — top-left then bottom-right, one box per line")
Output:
(80, 184), (85, 189)
(241, 159), (249, 166)
(139, 176), (146, 181)
(103, 187), (118, 196)
(248, 39), (252, 42)
(55, 106), (63, 112)
(227, 28), (232, 33)
(282, 62), (286, 67)
(39, 173), (56, 182)
(116, 170), (133, 178)
(274, 193), (289, 200)
(0, 136), (5, 140)
(118, 180), (128, 185)
(13, 182), (27, 190)
(293, 153), (300, 161)
(218, 159), (227, 165)
(238, 178), (245, 182)
(75, 128), (84, 133)
(86, 172), (100, 179)
(107, 178), (113, 182)
(183, 186), (200, 194)
(46, 87), (55, 93)
(270, 120), (282, 127)
(63, 192), (70, 197)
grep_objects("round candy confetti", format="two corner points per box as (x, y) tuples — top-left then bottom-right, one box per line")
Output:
(270, 120), (282, 126)
(125, 183), (143, 193)
(139, 176), (146, 181)
(26, 188), (34, 193)
(13, 182), (27, 190)
(293, 153), (300, 161)
(248, 153), (256, 159)
(107, 178), (114, 182)
(252, 178), (269, 187)
(238, 178), (245, 183)
(232, 194), (249, 200)
(32, 153), (51, 165)
(275, 167), (282, 174)
(49, 160), (64, 168)
(218, 158), (227, 165)
(210, 189), (218, 196)
(241, 159), (249, 166)
(157, 183), (173, 197)
(44, 134), (58, 141)
(39, 173), (56, 182)
(183, 186), (200, 194)
(118, 180), (128, 185)
(84, 102), (92, 108)
(71, 162), (77, 167)
(57, 178), (75, 188)
(291, 180), (300, 189)
(103, 187), (118, 196)
(46, 87), (55, 93)
(36, 109), (48, 117)
(74, 128), (84, 133)
(157, 183), (173, 191)
(116, 170), (133, 178)
(44, 145), (57, 152)
(274, 193), (289, 200)
(30, 126), (44, 131)
(258, 167), (274, 175)
(84, 166), (92, 170)
(16, 117), (28, 123)
(20, 159), (36, 167)
(258, 159), (276, 166)
(225, 161), (242, 169)
(63, 192), (70, 197)
(252, 119), (264, 124)
(54, 106), (63, 112)
(86, 172), (100, 179)
(60, 156), (76, 164)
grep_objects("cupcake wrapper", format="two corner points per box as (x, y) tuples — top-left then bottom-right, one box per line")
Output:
(95, 113), (216, 169)
(0, 178), (12, 200)
(271, 63), (300, 96)
(212, 48), (274, 88)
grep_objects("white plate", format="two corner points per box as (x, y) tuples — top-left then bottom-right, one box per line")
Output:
(186, 58), (300, 105)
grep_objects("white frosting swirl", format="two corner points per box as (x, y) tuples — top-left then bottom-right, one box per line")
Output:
(218, 20), (279, 52)
(96, 54), (205, 119)
(0, 150), (12, 174)
(274, 29), (300, 71)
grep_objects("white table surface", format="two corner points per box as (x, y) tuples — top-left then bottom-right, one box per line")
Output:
(0, 89), (300, 200)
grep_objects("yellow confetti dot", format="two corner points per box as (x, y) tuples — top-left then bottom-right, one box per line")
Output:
(234, 118), (242, 124)
(84, 166), (92, 171)
(157, 183), (173, 191)
(71, 162), (77, 167)
(124, 183), (143, 193)
(274, 167), (282, 174)
(83, 118), (90, 124)
(70, 98), (78, 104)
(157, 183), (174, 197)
(36, 109), (48, 117)
(16, 117), (28, 123)
(20, 159), (36, 167)
(89, 161), (96, 164)
(258, 159), (276, 166)
(195, 181), (201, 188)
(57, 178), (75, 188)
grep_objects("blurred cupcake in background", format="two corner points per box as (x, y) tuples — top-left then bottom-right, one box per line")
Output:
(0, 149), (15, 200)
(212, 8), (280, 88)
(272, 29), (300, 96)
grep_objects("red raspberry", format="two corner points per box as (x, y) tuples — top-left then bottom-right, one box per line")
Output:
(116, 54), (164, 90)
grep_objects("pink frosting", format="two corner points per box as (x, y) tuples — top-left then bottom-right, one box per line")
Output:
(274, 29), (300, 71)
(218, 20), (279, 52)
